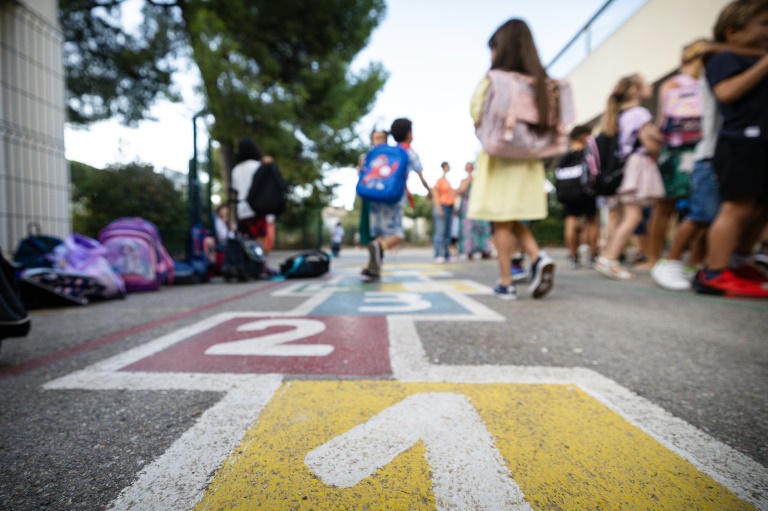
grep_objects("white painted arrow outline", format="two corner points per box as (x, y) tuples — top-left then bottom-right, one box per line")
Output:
(205, 318), (334, 357)
(305, 392), (532, 511)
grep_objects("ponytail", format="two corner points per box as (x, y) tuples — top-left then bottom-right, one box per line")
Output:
(601, 74), (643, 137)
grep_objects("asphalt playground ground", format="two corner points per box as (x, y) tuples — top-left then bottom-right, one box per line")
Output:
(0, 247), (765, 510)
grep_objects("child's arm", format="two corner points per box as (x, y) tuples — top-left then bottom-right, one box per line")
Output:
(638, 123), (664, 156)
(712, 53), (768, 104)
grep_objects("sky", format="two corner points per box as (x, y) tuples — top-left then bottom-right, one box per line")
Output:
(63, 0), (645, 209)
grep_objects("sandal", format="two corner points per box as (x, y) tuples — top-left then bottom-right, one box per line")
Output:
(595, 257), (633, 280)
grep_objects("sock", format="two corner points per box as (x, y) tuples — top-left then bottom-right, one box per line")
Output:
(730, 253), (751, 268)
(703, 267), (723, 280)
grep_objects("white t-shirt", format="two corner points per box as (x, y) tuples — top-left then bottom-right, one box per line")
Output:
(214, 215), (231, 244)
(332, 225), (344, 244)
(230, 159), (262, 220)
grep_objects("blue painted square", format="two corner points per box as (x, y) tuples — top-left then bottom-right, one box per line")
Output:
(309, 292), (471, 316)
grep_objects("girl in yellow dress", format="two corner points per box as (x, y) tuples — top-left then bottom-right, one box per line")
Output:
(468, 18), (558, 300)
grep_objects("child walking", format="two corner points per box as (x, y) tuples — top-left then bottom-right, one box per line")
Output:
(467, 18), (558, 300)
(594, 74), (666, 280)
(694, 0), (768, 297)
(362, 118), (431, 279)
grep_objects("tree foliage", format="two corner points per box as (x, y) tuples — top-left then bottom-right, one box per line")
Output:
(70, 161), (189, 254)
(61, 0), (388, 216)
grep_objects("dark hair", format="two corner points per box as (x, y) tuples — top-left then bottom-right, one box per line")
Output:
(440, 162), (449, 169)
(390, 118), (412, 143)
(568, 125), (592, 142)
(489, 19), (555, 132)
(234, 137), (263, 165)
(714, 0), (768, 42)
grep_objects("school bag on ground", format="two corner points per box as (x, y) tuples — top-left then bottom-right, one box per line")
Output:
(13, 222), (63, 270)
(0, 249), (31, 342)
(172, 223), (211, 285)
(279, 250), (330, 279)
(554, 146), (595, 204)
(98, 217), (175, 292)
(52, 234), (126, 299)
(247, 162), (289, 217)
(222, 238), (266, 282)
(356, 145), (410, 204)
(476, 70), (575, 160)
(661, 74), (703, 147)
(19, 268), (104, 307)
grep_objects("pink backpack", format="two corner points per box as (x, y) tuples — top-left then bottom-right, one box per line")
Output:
(661, 74), (703, 147)
(476, 70), (575, 160)
(98, 217), (175, 292)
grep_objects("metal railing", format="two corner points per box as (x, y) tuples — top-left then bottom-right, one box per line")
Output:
(546, 0), (648, 77)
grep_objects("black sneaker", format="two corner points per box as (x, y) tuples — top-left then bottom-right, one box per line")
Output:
(360, 268), (380, 282)
(529, 253), (556, 299)
(493, 283), (518, 300)
(366, 240), (382, 277)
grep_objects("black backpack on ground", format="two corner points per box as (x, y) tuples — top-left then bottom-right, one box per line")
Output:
(222, 238), (266, 282)
(554, 148), (594, 204)
(13, 222), (63, 269)
(279, 250), (330, 279)
(247, 162), (288, 217)
(0, 249), (31, 343)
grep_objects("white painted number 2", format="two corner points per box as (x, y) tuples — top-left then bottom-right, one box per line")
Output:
(205, 319), (333, 357)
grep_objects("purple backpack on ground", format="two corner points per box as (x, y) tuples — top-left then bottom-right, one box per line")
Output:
(98, 217), (175, 292)
(53, 234), (126, 298)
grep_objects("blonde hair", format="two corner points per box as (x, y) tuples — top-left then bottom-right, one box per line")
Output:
(681, 38), (709, 79)
(601, 74), (644, 137)
(713, 0), (768, 42)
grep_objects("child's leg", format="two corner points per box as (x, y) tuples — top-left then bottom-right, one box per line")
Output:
(510, 221), (541, 263)
(604, 203), (644, 262)
(493, 222), (515, 286)
(688, 227), (707, 268)
(585, 214), (599, 259)
(705, 198), (758, 270)
(643, 199), (677, 267)
(564, 215), (579, 258)
(666, 220), (699, 262)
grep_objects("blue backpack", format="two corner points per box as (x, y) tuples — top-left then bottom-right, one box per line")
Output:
(356, 144), (409, 204)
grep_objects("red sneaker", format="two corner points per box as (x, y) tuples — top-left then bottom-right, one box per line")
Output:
(731, 263), (768, 283)
(694, 269), (768, 298)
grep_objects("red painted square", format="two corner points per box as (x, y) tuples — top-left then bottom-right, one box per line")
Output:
(121, 316), (391, 377)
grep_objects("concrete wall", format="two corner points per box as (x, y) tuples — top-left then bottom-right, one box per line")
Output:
(567, 0), (731, 125)
(0, 0), (69, 255)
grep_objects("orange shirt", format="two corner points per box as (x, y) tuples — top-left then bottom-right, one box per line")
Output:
(434, 176), (455, 206)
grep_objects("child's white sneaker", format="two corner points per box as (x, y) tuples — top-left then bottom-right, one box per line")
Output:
(651, 259), (691, 291)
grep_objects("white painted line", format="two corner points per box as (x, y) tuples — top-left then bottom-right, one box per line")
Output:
(44, 371), (272, 392)
(305, 392), (531, 511)
(108, 376), (283, 511)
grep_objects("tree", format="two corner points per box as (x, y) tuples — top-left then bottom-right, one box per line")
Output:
(61, 0), (388, 221)
(70, 161), (189, 254)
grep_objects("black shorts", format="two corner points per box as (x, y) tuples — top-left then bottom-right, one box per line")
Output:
(714, 137), (768, 203)
(561, 196), (597, 218)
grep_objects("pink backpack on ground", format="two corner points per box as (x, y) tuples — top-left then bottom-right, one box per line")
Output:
(661, 73), (703, 147)
(476, 70), (575, 160)
(98, 217), (175, 292)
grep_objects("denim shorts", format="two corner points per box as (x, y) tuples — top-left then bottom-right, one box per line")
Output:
(369, 198), (405, 239)
(686, 159), (720, 224)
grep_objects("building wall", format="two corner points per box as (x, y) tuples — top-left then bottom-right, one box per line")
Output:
(567, 0), (731, 125)
(0, 0), (69, 254)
